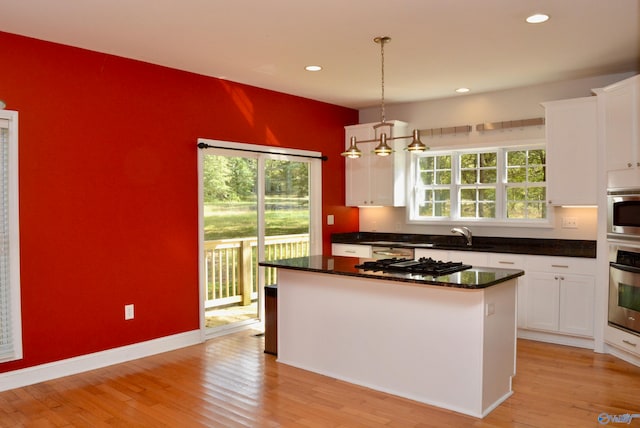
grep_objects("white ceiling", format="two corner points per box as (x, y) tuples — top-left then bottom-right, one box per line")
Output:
(1, 0), (638, 109)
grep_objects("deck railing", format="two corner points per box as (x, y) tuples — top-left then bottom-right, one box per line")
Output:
(203, 234), (309, 309)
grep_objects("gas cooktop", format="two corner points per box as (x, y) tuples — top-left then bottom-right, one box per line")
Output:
(355, 257), (472, 276)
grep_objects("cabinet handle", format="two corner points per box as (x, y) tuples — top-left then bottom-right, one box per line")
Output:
(498, 261), (515, 265)
(623, 339), (637, 347)
(628, 162), (633, 168)
(345, 250), (356, 253)
(551, 264), (569, 268)
(554, 275), (559, 280)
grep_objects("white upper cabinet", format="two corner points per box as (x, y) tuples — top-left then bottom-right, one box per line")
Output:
(344, 121), (409, 207)
(598, 75), (640, 188)
(542, 96), (598, 205)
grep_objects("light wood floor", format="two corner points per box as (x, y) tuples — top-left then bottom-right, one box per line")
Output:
(1, 330), (639, 427)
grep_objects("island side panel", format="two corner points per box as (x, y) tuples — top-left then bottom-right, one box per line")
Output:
(481, 279), (517, 415)
(277, 269), (495, 417)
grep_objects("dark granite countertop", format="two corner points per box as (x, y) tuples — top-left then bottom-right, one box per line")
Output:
(331, 232), (597, 258)
(260, 255), (524, 289)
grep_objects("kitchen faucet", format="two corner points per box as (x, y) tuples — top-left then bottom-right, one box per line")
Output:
(451, 226), (473, 246)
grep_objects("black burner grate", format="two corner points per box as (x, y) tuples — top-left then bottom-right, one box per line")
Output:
(355, 257), (471, 276)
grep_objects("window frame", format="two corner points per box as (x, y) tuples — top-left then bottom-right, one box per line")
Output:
(0, 109), (22, 363)
(408, 140), (551, 227)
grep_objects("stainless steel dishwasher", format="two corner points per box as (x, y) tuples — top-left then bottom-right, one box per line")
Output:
(371, 246), (415, 260)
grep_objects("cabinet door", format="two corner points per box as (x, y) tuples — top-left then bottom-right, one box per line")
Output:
(544, 97), (597, 205)
(345, 128), (374, 206)
(559, 274), (595, 337)
(488, 253), (527, 328)
(603, 78), (638, 172)
(369, 143), (395, 206)
(525, 272), (560, 332)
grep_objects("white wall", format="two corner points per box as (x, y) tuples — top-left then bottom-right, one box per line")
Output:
(357, 72), (635, 240)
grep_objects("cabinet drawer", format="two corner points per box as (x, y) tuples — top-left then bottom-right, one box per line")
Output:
(331, 243), (372, 258)
(605, 325), (640, 357)
(525, 255), (596, 274)
(487, 253), (526, 269)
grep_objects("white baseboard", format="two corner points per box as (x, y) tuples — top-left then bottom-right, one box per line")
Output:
(0, 329), (203, 392)
(517, 329), (595, 350)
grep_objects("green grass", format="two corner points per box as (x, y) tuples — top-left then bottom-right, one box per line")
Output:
(204, 200), (309, 240)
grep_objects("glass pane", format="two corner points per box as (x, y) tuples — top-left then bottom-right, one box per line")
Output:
(421, 171), (434, 185)
(419, 203), (433, 216)
(434, 201), (450, 217)
(528, 149), (546, 164)
(203, 154), (258, 329)
(507, 167), (526, 183)
(529, 165), (546, 182)
(507, 151), (526, 166)
(461, 170), (476, 184)
(479, 169), (497, 183)
(437, 170), (452, 184)
(419, 157), (434, 170)
(264, 158), (310, 242)
(528, 186), (546, 201)
(436, 155), (452, 169)
(478, 188), (496, 201)
(460, 202), (477, 217)
(460, 153), (477, 168)
(460, 188), (476, 201)
(480, 152), (497, 167)
(478, 202), (496, 218)
(507, 201), (525, 218)
(507, 186), (526, 200)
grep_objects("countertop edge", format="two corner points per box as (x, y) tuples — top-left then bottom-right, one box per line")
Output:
(331, 233), (597, 258)
(260, 258), (524, 290)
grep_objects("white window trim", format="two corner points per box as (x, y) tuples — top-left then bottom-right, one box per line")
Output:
(407, 139), (553, 228)
(0, 109), (22, 362)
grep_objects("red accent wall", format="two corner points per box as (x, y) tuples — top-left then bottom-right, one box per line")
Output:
(0, 31), (359, 373)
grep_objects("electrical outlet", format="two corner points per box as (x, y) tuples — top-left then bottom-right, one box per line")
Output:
(485, 303), (495, 316)
(562, 217), (578, 229)
(125, 304), (134, 320)
(327, 214), (334, 225)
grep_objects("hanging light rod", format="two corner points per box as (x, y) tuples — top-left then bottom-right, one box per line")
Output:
(341, 36), (427, 159)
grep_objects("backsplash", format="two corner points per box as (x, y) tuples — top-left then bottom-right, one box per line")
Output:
(358, 206), (597, 240)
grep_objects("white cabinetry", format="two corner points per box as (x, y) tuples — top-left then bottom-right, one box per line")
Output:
(524, 256), (595, 340)
(543, 97), (597, 205)
(599, 74), (640, 188)
(414, 248), (488, 266)
(605, 324), (640, 363)
(331, 243), (372, 258)
(486, 253), (527, 328)
(345, 121), (409, 207)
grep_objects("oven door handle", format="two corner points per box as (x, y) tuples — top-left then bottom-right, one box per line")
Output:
(610, 262), (640, 274)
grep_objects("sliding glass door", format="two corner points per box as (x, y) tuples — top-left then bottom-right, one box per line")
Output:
(198, 139), (321, 335)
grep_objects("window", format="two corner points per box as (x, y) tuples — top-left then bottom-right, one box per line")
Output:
(410, 143), (547, 224)
(0, 110), (21, 362)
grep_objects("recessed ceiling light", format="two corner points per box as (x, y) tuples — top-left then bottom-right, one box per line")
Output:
(455, 87), (470, 94)
(305, 65), (322, 72)
(526, 13), (550, 24)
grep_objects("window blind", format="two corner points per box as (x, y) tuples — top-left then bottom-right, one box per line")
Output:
(0, 111), (21, 362)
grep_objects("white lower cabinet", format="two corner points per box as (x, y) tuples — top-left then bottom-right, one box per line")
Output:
(331, 243), (372, 258)
(524, 256), (595, 339)
(486, 253), (527, 328)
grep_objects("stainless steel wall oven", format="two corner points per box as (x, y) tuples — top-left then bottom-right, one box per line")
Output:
(609, 244), (640, 336)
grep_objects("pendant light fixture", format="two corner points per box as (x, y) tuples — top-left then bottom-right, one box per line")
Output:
(342, 36), (427, 158)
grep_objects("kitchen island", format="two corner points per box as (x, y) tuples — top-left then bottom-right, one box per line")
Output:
(259, 255), (524, 418)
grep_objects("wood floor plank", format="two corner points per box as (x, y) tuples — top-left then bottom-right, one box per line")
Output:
(1, 330), (640, 427)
